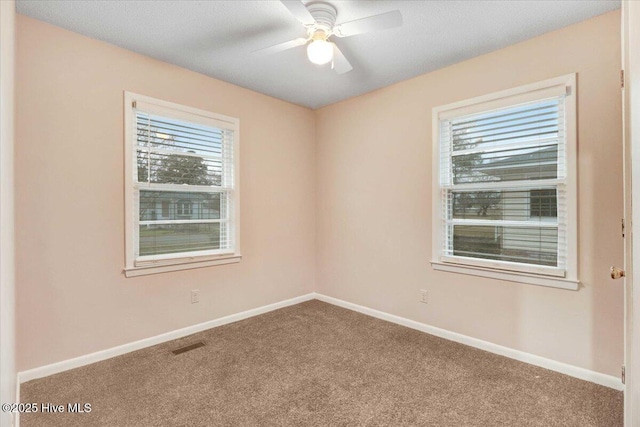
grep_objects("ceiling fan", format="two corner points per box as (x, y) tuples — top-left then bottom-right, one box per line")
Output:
(255, 1), (403, 74)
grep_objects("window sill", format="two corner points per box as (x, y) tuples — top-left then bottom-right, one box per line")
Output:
(124, 254), (241, 277)
(430, 261), (579, 290)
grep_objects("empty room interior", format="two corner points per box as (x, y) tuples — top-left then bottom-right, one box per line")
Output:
(2, 0), (640, 426)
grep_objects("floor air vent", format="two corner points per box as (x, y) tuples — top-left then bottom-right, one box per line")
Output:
(171, 341), (205, 355)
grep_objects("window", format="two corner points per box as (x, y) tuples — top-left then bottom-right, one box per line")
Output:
(529, 189), (557, 218)
(431, 75), (578, 290)
(124, 93), (240, 277)
(177, 200), (193, 217)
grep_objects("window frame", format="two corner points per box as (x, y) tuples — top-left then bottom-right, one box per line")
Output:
(123, 92), (241, 277)
(431, 74), (578, 290)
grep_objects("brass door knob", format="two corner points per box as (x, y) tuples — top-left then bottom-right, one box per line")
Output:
(611, 266), (626, 279)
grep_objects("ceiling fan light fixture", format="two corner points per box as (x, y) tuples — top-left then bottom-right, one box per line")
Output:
(307, 38), (333, 65)
(256, 1), (403, 74)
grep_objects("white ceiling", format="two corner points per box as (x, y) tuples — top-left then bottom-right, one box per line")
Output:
(16, 0), (620, 109)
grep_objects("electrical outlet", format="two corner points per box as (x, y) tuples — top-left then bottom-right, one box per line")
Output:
(191, 289), (199, 304)
(420, 289), (428, 304)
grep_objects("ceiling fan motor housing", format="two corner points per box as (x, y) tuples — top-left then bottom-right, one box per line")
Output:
(307, 2), (338, 33)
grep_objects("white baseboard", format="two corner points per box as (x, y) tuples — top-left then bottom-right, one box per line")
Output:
(18, 293), (315, 384)
(17, 291), (622, 394)
(313, 293), (624, 391)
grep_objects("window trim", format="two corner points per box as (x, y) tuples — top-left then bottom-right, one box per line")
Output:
(431, 74), (578, 290)
(123, 92), (241, 277)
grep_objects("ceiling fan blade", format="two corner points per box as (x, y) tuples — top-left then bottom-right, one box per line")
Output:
(253, 37), (308, 55)
(333, 10), (402, 38)
(332, 44), (353, 74)
(280, 1), (316, 26)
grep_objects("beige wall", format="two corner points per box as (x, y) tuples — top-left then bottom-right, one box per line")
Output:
(1, 0), (16, 423)
(316, 10), (623, 376)
(16, 10), (624, 378)
(15, 15), (316, 371)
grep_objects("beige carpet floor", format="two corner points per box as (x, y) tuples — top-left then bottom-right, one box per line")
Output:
(20, 300), (622, 426)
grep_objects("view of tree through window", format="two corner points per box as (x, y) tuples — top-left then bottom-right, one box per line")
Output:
(450, 128), (503, 260)
(135, 112), (230, 257)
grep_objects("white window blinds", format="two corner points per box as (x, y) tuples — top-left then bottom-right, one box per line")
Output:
(133, 107), (236, 260)
(439, 96), (567, 274)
